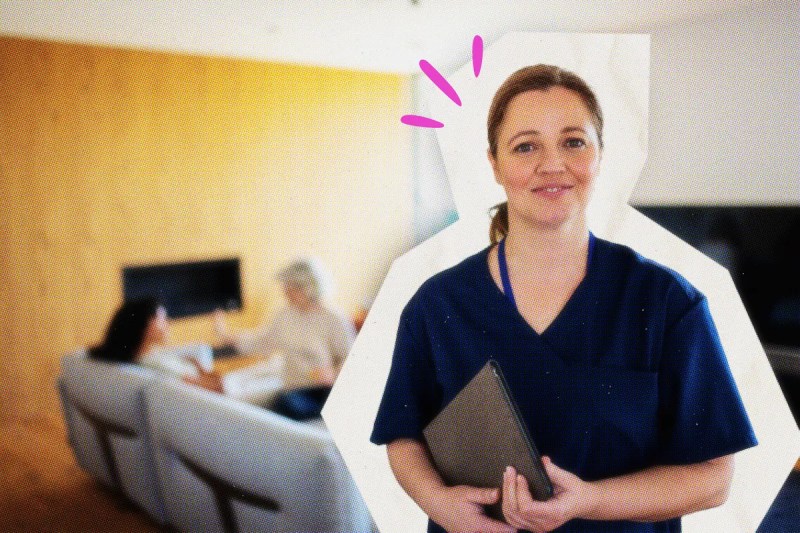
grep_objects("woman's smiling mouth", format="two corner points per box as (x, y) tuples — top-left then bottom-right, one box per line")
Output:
(532, 185), (573, 194)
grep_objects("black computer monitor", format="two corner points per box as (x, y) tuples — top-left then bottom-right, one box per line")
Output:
(123, 258), (242, 319)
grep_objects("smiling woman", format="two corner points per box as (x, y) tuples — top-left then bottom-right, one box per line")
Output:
(489, 87), (600, 234)
(371, 64), (757, 533)
(486, 65), (603, 245)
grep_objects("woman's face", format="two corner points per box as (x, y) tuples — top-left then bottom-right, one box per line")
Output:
(284, 283), (314, 310)
(488, 86), (601, 231)
(143, 306), (170, 346)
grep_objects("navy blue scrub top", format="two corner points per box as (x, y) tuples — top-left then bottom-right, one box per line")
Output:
(371, 234), (757, 533)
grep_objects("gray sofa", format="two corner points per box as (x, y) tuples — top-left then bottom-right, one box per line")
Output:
(58, 350), (373, 532)
(147, 379), (373, 532)
(58, 350), (168, 524)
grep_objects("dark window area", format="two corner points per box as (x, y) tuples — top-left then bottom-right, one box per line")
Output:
(123, 258), (242, 319)
(635, 206), (800, 349)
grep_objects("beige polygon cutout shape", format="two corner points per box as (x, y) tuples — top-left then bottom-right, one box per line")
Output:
(323, 32), (800, 533)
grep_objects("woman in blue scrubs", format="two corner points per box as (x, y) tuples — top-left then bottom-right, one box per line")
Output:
(371, 65), (757, 533)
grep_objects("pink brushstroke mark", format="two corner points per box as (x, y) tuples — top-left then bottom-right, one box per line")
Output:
(419, 60), (462, 107)
(472, 35), (483, 77)
(401, 36), (483, 128)
(401, 115), (444, 128)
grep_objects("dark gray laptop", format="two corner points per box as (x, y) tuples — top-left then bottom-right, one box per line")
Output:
(423, 359), (553, 520)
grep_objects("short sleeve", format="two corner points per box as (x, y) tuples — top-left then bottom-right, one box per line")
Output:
(656, 296), (758, 464)
(328, 311), (356, 367)
(370, 297), (441, 445)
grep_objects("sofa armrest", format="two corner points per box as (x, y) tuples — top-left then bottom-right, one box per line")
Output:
(58, 350), (168, 525)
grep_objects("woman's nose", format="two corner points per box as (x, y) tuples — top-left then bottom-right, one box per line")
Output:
(536, 147), (566, 174)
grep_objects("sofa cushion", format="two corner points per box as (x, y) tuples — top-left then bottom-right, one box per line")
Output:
(146, 379), (373, 532)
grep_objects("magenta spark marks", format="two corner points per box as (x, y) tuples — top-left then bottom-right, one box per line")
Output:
(401, 115), (445, 128)
(472, 35), (483, 77)
(401, 35), (483, 129)
(419, 59), (462, 106)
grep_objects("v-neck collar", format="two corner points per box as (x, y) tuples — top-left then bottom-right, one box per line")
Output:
(488, 232), (596, 338)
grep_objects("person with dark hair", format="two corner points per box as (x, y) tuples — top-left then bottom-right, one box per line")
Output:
(89, 297), (163, 363)
(91, 298), (223, 393)
(371, 65), (757, 533)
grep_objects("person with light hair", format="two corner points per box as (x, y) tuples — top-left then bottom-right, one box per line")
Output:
(215, 257), (355, 420)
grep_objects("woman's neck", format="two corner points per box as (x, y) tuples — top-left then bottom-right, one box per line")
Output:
(504, 214), (590, 275)
(135, 339), (160, 361)
(294, 300), (322, 314)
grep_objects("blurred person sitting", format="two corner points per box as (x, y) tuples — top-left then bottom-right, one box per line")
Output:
(90, 297), (224, 393)
(214, 257), (356, 421)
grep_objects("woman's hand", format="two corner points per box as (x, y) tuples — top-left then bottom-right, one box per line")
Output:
(309, 365), (337, 386)
(213, 309), (228, 338)
(386, 439), (516, 533)
(183, 357), (225, 394)
(501, 454), (734, 529)
(428, 485), (516, 533)
(501, 457), (598, 533)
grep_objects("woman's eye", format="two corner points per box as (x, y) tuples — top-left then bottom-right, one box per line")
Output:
(513, 142), (534, 153)
(564, 138), (586, 149)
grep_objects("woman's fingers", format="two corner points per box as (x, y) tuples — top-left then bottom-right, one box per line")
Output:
(542, 455), (570, 487)
(213, 309), (227, 336)
(508, 459), (580, 533)
(510, 474), (543, 531)
(186, 356), (205, 373)
(463, 486), (500, 505)
(516, 473), (539, 508)
(473, 515), (518, 533)
(501, 466), (570, 533)
(436, 485), (515, 533)
(183, 370), (224, 393)
(503, 466), (518, 510)
(503, 466), (528, 530)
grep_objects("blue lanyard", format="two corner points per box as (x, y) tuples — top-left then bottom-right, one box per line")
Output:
(498, 233), (595, 311)
(498, 237), (517, 309)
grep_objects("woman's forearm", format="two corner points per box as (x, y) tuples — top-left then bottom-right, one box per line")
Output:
(388, 443), (735, 528)
(583, 455), (734, 522)
(228, 330), (276, 355)
(387, 439), (449, 515)
(387, 439), (513, 533)
(214, 311), (277, 355)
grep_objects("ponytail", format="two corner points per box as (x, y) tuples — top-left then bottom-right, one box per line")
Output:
(489, 202), (509, 245)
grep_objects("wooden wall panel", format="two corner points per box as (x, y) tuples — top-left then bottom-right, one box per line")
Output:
(0, 36), (412, 420)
